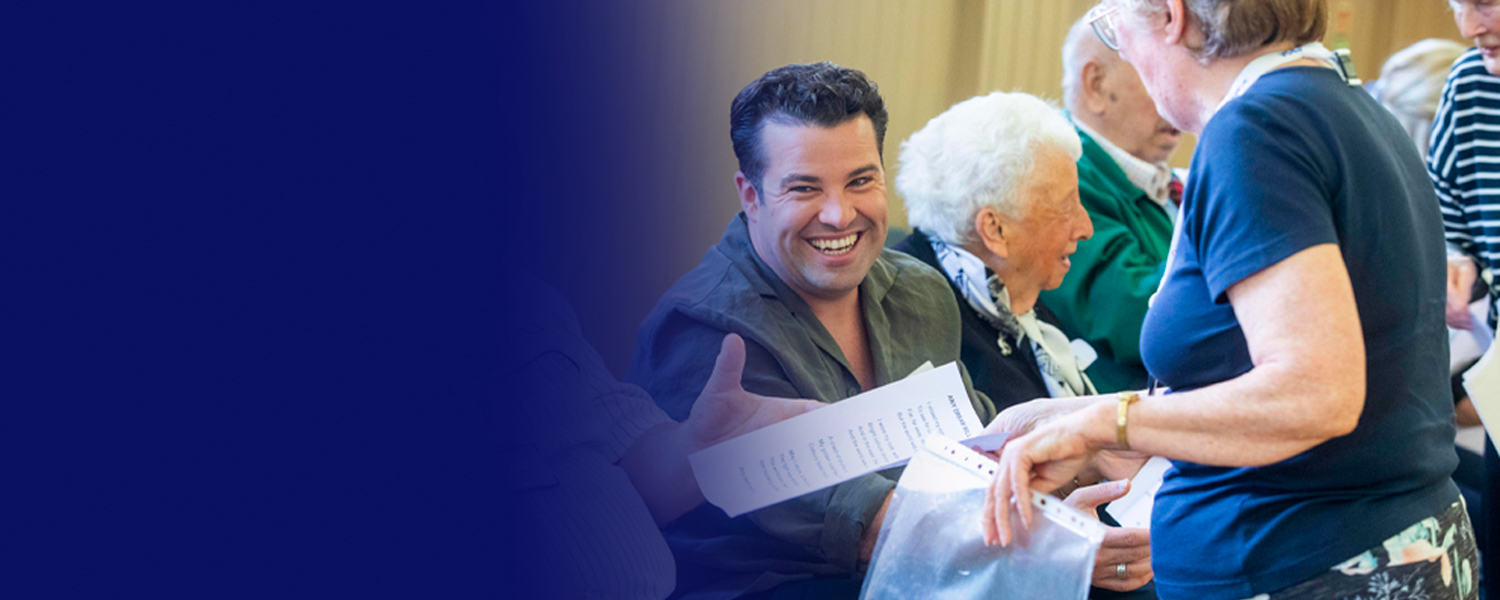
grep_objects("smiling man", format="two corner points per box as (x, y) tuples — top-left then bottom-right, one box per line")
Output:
(626, 62), (994, 600)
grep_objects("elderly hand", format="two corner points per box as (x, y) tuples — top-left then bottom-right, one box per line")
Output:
(684, 334), (823, 450)
(1448, 257), (1480, 330)
(984, 395), (1095, 439)
(1063, 480), (1154, 591)
(982, 402), (1109, 547)
(1093, 450), (1149, 481)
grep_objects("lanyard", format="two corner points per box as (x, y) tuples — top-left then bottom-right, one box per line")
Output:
(1216, 42), (1345, 110)
(1150, 45), (1359, 309)
(1151, 43), (1354, 305)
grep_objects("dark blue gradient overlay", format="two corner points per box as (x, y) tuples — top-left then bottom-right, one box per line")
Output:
(14, 2), (688, 596)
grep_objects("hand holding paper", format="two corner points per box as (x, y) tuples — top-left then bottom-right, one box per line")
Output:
(688, 362), (991, 517)
(984, 406), (1098, 547)
(622, 333), (825, 525)
(861, 436), (1106, 600)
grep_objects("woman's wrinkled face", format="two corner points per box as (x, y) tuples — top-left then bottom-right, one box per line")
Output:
(995, 145), (1093, 295)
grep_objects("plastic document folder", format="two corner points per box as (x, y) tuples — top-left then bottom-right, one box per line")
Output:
(861, 436), (1105, 599)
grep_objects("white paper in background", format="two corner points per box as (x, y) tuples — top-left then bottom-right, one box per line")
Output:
(1465, 340), (1500, 445)
(689, 362), (989, 517)
(1103, 456), (1173, 529)
(1070, 339), (1098, 370)
(1451, 299), (1493, 374)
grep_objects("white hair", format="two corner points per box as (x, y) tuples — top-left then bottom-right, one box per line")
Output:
(1061, 14), (1105, 110)
(898, 91), (1082, 246)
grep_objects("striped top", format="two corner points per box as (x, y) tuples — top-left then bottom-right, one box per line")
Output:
(1428, 48), (1500, 327)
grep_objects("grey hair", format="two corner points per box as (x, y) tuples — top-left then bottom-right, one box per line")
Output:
(897, 92), (1082, 247)
(1373, 39), (1468, 156)
(1117, 0), (1327, 64)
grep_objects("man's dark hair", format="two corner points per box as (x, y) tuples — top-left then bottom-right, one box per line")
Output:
(730, 62), (889, 196)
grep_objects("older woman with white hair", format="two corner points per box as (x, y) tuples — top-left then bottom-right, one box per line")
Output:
(893, 91), (1155, 596)
(895, 92), (1096, 407)
(983, 2), (1477, 599)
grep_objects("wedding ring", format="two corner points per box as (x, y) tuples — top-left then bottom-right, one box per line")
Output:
(1116, 563), (1128, 580)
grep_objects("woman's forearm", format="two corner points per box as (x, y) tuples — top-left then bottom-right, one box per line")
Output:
(1073, 362), (1361, 467)
(1075, 245), (1367, 467)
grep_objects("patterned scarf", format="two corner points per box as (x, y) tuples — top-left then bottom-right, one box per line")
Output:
(930, 237), (1096, 397)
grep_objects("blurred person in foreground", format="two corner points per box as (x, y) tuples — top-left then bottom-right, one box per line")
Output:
(499, 273), (825, 598)
(1043, 14), (1185, 393)
(892, 90), (1155, 596)
(985, 1), (1476, 599)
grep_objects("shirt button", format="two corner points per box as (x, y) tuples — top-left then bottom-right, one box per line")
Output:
(846, 386), (860, 397)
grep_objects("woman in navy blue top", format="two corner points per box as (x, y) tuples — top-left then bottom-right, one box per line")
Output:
(983, 1), (1476, 599)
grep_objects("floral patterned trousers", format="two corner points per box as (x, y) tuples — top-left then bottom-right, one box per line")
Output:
(1244, 500), (1479, 600)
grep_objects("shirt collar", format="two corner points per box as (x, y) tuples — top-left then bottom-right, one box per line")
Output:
(1071, 116), (1174, 208)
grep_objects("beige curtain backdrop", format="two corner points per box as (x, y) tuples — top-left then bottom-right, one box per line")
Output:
(585, 0), (1469, 374)
(646, 0), (1463, 234)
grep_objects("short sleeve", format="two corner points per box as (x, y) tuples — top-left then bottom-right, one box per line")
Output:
(1188, 98), (1339, 302)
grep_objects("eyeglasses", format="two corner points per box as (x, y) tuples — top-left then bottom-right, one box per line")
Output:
(1086, 4), (1121, 51)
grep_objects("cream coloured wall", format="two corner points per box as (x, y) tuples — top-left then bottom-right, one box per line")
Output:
(643, 0), (989, 249)
(646, 0), (1181, 245)
(587, 0), (1473, 374)
(647, 0), (1467, 236)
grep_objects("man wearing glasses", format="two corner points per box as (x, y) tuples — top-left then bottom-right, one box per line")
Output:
(1042, 13), (1184, 397)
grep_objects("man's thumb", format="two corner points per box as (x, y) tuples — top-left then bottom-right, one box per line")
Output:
(1064, 479), (1130, 513)
(706, 333), (747, 393)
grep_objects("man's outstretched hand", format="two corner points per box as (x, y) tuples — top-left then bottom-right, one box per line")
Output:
(623, 333), (823, 524)
(685, 334), (823, 450)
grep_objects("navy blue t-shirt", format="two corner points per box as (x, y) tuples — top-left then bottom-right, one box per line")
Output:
(1140, 67), (1458, 599)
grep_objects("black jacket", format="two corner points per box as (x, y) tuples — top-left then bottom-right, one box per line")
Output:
(892, 228), (1158, 600)
(891, 228), (1058, 413)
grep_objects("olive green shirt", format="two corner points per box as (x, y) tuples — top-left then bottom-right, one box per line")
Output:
(626, 212), (993, 598)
